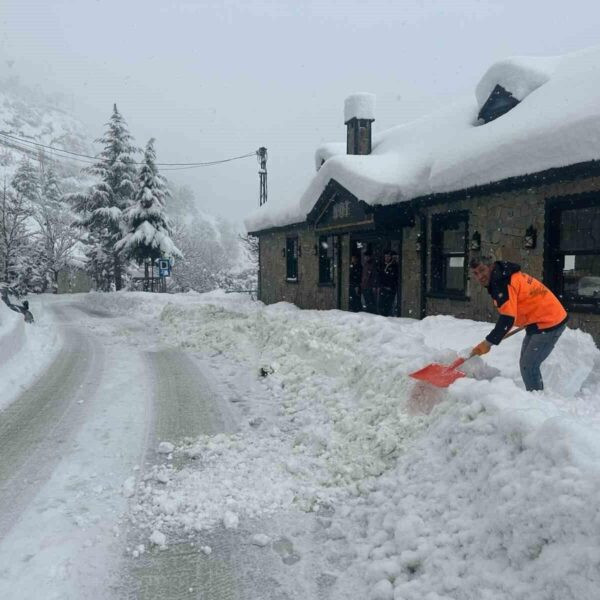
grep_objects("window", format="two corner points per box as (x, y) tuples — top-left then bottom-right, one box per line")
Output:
(547, 199), (600, 312)
(286, 237), (299, 281)
(477, 84), (520, 124)
(431, 212), (468, 296)
(318, 235), (335, 284)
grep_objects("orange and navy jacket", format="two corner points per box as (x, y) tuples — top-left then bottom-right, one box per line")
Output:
(485, 261), (568, 345)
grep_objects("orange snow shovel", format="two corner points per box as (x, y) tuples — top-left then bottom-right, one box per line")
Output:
(410, 327), (525, 388)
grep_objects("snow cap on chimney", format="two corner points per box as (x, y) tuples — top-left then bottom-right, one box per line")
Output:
(344, 93), (376, 124)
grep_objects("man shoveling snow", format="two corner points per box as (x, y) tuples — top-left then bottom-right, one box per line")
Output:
(469, 257), (568, 391)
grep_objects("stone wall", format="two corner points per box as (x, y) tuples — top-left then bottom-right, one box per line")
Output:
(258, 225), (338, 310)
(257, 176), (600, 346)
(414, 175), (600, 345)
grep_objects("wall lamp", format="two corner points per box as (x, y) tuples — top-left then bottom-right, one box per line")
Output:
(415, 233), (424, 253)
(523, 225), (537, 249)
(470, 231), (481, 251)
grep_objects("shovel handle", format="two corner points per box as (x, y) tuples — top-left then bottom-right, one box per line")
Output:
(504, 326), (526, 340)
(466, 326), (526, 360)
(448, 357), (467, 370)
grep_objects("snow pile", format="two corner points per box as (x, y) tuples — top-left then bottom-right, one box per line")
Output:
(0, 295), (60, 410)
(246, 45), (600, 231)
(127, 302), (434, 534)
(474, 55), (558, 108)
(337, 378), (600, 599)
(0, 302), (23, 366)
(315, 142), (346, 171)
(81, 291), (600, 598)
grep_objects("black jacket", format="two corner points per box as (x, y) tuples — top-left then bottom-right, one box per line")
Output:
(379, 261), (399, 289)
(349, 261), (362, 287)
(485, 261), (520, 344)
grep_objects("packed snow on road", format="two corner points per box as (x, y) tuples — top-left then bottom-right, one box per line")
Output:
(0, 291), (599, 599)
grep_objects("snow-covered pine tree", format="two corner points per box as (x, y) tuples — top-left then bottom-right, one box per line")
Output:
(116, 138), (181, 283)
(11, 157), (39, 204)
(70, 104), (138, 290)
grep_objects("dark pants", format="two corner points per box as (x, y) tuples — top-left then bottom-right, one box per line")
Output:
(519, 324), (566, 391)
(363, 288), (377, 313)
(349, 286), (362, 312)
(379, 287), (396, 317)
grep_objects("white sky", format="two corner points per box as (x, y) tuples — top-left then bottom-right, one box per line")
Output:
(1, 0), (599, 225)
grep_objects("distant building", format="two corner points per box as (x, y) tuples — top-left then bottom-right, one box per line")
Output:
(246, 49), (600, 345)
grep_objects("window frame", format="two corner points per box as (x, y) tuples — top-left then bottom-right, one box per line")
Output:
(477, 84), (520, 124)
(318, 235), (335, 286)
(545, 195), (600, 314)
(430, 211), (469, 299)
(285, 236), (299, 283)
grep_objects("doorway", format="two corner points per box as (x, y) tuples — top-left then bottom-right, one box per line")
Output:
(350, 234), (402, 316)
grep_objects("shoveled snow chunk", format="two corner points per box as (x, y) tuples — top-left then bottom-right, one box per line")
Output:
(157, 441), (175, 454)
(149, 530), (167, 547)
(223, 511), (239, 530)
(369, 578), (393, 600)
(251, 533), (271, 547)
(122, 476), (136, 497)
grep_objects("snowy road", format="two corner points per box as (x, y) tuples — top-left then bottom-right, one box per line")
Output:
(0, 303), (102, 540)
(0, 298), (321, 599)
(120, 350), (240, 600)
(0, 300), (149, 598)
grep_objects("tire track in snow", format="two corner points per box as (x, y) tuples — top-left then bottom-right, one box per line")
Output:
(0, 304), (101, 541)
(120, 350), (240, 600)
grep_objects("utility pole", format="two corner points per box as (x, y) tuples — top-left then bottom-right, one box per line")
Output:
(257, 147), (267, 206)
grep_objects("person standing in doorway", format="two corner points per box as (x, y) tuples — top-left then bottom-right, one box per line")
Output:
(379, 250), (399, 317)
(469, 257), (568, 391)
(349, 253), (363, 312)
(361, 250), (378, 313)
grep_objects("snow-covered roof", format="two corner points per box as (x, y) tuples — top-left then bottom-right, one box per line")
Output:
(246, 46), (600, 233)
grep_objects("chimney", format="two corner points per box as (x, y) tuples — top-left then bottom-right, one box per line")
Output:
(344, 93), (375, 155)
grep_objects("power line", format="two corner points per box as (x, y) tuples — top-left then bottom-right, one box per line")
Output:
(0, 131), (256, 168)
(0, 137), (96, 167)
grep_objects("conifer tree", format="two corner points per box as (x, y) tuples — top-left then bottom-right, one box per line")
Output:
(117, 139), (181, 280)
(40, 164), (62, 209)
(11, 157), (39, 203)
(70, 104), (138, 290)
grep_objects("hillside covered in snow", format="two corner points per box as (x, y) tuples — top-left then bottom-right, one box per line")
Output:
(0, 77), (94, 189)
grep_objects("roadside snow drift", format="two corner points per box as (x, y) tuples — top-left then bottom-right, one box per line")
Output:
(85, 291), (600, 599)
(0, 295), (59, 411)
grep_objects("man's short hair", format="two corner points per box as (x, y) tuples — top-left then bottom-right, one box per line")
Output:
(469, 255), (494, 269)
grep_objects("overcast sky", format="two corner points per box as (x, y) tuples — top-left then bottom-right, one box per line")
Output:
(1, 0), (599, 226)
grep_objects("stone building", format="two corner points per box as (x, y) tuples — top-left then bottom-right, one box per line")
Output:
(246, 51), (600, 345)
